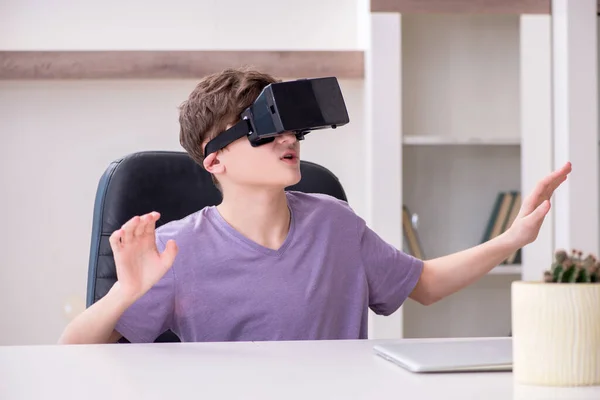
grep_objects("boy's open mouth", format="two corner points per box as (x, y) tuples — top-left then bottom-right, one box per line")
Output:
(281, 151), (298, 164)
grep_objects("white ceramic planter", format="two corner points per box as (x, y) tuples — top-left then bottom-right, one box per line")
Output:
(511, 281), (600, 386)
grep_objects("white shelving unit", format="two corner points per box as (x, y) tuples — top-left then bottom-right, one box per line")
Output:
(489, 265), (522, 275)
(403, 136), (521, 146)
(365, 6), (571, 339)
(400, 12), (523, 339)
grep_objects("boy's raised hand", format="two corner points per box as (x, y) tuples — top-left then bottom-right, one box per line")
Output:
(109, 212), (178, 303)
(508, 161), (572, 247)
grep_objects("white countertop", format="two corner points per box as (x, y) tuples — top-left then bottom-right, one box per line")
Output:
(1, 338), (599, 399)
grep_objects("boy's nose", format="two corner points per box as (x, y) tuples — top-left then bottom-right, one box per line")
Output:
(276, 132), (298, 143)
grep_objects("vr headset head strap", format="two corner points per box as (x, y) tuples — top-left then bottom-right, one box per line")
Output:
(203, 118), (252, 157)
(203, 118), (303, 157)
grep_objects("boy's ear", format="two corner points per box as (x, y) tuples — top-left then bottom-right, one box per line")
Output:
(203, 151), (225, 175)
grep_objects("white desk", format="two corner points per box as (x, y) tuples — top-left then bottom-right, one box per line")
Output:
(1, 338), (599, 399)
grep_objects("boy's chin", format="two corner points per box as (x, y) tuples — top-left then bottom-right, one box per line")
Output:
(284, 175), (302, 188)
(235, 168), (301, 190)
(269, 172), (302, 189)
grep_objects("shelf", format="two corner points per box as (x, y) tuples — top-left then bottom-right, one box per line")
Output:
(489, 265), (522, 275)
(370, 0), (550, 14)
(0, 50), (364, 80)
(403, 136), (520, 146)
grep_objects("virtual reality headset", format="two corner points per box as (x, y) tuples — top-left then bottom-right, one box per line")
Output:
(203, 76), (350, 157)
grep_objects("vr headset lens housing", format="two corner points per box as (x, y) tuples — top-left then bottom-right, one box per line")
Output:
(204, 77), (349, 156)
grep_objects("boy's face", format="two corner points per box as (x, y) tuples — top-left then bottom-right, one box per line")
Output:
(203, 131), (301, 191)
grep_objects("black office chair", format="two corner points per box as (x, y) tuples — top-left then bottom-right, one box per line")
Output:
(86, 150), (348, 342)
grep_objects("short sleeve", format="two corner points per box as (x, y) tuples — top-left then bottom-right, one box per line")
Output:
(358, 218), (424, 316)
(114, 236), (175, 343)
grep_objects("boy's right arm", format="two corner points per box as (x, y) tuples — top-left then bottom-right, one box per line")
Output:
(58, 283), (131, 344)
(58, 211), (178, 345)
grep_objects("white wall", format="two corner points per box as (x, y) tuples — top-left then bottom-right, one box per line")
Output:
(0, 0), (366, 345)
(0, 0), (360, 50)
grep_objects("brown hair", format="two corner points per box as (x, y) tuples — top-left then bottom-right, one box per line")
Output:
(178, 67), (279, 189)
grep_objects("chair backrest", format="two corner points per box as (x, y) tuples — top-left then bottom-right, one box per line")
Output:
(86, 151), (347, 342)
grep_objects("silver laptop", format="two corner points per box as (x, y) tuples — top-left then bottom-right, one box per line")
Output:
(373, 337), (512, 373)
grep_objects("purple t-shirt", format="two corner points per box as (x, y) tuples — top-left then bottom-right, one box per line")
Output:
(115, 191), (423, 343)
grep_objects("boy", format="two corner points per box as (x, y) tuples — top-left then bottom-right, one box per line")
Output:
(59, 68), (571, 344)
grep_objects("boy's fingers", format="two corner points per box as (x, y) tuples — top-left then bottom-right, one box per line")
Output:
(529, 200), (551, 224)
(160, 240), (178, 269)
(145, 212), (160, 235)
(135, 215), (148, 237)
(109, 229), (123, 251)
(121, 216), (140, 244)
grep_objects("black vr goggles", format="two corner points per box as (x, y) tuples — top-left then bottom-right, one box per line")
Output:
(203, 77), (350, 157)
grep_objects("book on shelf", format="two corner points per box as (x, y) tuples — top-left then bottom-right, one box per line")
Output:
(481, 191), (522, 265)
(402, 205), (425, 260)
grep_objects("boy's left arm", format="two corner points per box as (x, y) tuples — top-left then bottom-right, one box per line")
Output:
(409, 162), (572, 306)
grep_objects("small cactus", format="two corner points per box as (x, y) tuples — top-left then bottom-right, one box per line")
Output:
(545, 249), (599, 283)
